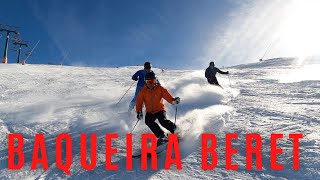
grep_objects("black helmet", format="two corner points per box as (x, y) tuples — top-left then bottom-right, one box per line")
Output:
(209, 61), (215, 66)
(144, 62), (151, 69)
(145, 71), (156, 80)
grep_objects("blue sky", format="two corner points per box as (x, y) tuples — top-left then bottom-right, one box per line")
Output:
(1, 0), (319, 69)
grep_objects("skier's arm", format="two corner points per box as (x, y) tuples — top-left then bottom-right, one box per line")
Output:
(132, 70), (140, 81)
(136, 89), (144, 112)
(160, 86), (175, 104)
(205, 69), (210, 79)
(217, 68), (228, 74)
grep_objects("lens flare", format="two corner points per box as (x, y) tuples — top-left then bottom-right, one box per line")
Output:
(279, 0), (320, 64)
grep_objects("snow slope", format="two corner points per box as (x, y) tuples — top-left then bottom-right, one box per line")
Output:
(0, 58), (319, 179)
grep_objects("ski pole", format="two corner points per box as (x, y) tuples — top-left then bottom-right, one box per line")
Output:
(116, 81), (135, 106)
(228, 74), (234, 97)
(172, 105), (178, 133)
(131, 119), (140, 134)
(228, 74), (232, 89)
(174, 105), (178, 125)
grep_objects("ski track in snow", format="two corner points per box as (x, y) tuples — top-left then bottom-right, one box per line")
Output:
(0, 58), (319, 179)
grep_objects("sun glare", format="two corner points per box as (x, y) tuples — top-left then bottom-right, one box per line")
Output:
(278, 0), (320, 64)
(272, 64), (320, 83)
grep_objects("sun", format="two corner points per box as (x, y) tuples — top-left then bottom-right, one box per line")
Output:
(278, 0), (320, 63)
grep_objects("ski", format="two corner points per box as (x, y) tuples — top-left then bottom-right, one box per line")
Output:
(132, 141), (168, 158)
(132, 135), (184, 158)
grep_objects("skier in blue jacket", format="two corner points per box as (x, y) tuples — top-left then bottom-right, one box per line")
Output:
(128, 62), (153, 112)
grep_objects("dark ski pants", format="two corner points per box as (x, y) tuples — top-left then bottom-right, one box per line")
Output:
(207, 77), (220, 86)
(145, 111), (175, 138)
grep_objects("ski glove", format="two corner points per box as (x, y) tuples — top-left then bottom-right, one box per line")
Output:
(172, 97), (180, 105)
(133, 77), (138, 81)
(137, 111), (143, 120)
(226, 71), (229, 74)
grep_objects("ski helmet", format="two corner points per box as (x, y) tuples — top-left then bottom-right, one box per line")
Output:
(144, 62), (151, 69)
(209, 61), (215, 66)
(145, 71), (156, 80)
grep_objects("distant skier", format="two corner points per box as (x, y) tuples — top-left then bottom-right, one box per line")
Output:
(136, 71), (180, 145)
(128, 62), (153, 112)
(205, 61), (229, 87)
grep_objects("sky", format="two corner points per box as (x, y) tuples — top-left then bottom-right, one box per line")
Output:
(1, 0), (320, 69)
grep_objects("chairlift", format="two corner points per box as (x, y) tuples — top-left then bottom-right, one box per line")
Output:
(25, 51), (32, 57)
(0, 24), (19, 29)
(9, 48), (18, 51)
(12, 36), (20, 43)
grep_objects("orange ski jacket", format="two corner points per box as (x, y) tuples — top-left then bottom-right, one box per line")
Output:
(136, 84), (175, 113)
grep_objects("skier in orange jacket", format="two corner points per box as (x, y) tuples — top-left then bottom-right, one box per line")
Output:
(136, 71), (180, 144)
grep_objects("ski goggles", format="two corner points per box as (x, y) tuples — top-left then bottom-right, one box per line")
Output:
(145, 79), (156, 85)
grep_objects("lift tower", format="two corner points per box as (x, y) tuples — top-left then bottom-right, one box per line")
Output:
(0, 26), (19, 63)
(12, 38), (28, 63)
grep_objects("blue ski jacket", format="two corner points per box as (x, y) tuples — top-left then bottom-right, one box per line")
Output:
(132, 69), (153, 87)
